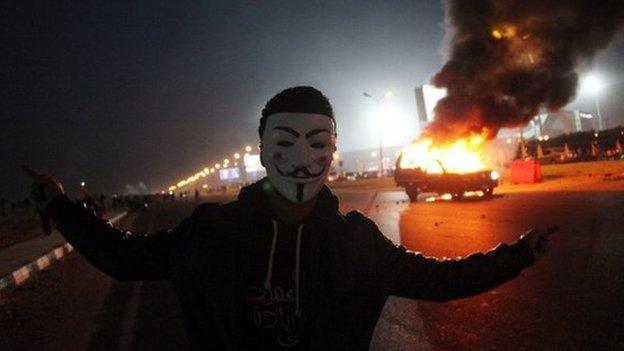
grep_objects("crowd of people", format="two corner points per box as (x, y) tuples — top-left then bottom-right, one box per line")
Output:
(0, 197), (33, 218)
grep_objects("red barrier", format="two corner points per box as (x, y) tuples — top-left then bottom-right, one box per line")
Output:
(510, 158), (542, 184)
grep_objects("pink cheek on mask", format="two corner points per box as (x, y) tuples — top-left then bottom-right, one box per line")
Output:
(273, 152), (283, 161)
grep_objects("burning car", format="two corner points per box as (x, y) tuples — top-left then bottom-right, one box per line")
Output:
(394, 135), (499, 201)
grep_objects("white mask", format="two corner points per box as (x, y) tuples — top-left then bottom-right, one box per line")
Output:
(261, 112), (336, 203)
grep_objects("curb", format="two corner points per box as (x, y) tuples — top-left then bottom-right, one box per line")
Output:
(0, 211), (127, 298)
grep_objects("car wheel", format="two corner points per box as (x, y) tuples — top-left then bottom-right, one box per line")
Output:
(483, 187), (493, 197)
(406, 187), (420, 202)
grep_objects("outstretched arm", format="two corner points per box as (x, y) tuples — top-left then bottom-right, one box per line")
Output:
(47, 195), (194, 281)
(348, 211), (553, 302)
(385, 234), (536, 301)
(25, 166), (196, 281)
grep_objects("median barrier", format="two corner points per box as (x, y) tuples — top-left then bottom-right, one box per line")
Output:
(510, 159), (543, 184)
(0, 211), (127, 298)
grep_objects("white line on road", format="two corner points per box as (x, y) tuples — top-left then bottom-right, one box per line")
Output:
(108, 211), (128, 225)
(118, 205), (157, 350)
(359, 191), (432, 351)
(118, 282), (143, 351)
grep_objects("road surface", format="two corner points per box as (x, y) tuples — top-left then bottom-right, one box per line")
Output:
(1, 177), (622, 350)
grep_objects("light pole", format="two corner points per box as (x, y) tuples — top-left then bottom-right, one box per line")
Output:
(363, 91), (392, 176)
(583, 75), (605, 130)
(593, 89), (604, 131)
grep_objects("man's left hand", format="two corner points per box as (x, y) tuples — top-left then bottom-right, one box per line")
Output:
(523, 227), (558, 258)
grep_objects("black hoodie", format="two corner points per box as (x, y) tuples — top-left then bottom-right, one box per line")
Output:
(47, 179), (535, 350)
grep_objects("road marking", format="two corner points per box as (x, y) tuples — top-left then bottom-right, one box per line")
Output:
(118, 282), (143, 351)
(36, 255), (51, 270)
(355, 191), (433, 351)
(118, 205), (157, 350)
(53, 247), (64, 259)
(108, 211), (128, 225)
(12, 266), (30, 285)
(371, 297), (433, 351)
(365, 191), (380, 213)
(0, 212), (127, 299)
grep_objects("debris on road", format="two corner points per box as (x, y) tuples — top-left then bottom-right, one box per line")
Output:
(603, 172), (624, 181)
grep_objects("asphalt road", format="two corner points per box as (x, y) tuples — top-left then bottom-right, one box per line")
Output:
(1, 178), (622, 350)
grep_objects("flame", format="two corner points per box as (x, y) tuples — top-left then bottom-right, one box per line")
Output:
(491, 26), (517, 40)
(400, 134), (488, 174)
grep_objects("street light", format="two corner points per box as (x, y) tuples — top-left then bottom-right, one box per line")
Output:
(245, 145), (252, 152)
(363, 91), (393, 176)
(583, 75), (605, 130)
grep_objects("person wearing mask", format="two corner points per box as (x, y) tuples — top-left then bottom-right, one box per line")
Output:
(25, 86), (552, 350)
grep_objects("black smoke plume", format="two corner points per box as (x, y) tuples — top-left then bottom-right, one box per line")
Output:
(427, 0), (624, 141)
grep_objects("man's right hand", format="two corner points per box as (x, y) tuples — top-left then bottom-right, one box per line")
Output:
(23, 166), (65, 212)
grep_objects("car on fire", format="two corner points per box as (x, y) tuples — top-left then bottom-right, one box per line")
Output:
(394, 154), (500, 202)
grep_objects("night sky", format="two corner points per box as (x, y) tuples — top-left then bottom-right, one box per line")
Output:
(3, 1), (623, 200)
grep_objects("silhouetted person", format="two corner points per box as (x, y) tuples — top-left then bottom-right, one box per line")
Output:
(95, 194), (107, 217)
(25, 87), (553, 350)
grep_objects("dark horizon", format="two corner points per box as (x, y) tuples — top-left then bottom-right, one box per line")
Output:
(3, 1), (623, 201)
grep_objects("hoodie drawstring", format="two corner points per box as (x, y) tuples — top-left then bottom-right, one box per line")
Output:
(263, 219), (279, 290)
(263, 219), (305, 317)
(294, 224), (304, 316)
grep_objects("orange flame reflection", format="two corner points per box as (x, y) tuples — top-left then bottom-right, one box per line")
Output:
(400, 134), (487, 174)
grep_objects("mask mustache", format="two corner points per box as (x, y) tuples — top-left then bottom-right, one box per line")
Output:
(277, 165), (325, 178)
